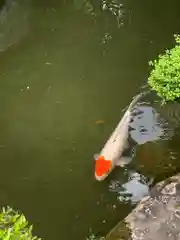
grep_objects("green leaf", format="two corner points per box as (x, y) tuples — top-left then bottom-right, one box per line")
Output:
(148, 34), (180, 102)
(0, 207), (42, 240)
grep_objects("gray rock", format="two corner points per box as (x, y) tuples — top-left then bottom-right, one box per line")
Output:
(106, 174), (180, 240)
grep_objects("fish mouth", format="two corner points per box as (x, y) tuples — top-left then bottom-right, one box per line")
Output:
(94, 167), (113, 181)
(94, 172), (108, 181)
(94, 155), (113, 181)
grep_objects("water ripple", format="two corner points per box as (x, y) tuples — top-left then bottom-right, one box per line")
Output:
(129, 104), (172, 145)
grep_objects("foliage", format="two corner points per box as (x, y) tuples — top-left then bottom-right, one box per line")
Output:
(0, 206), (41, 240)
(148, 34), (180, 102)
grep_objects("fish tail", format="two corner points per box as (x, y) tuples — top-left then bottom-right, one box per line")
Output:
(128, 90), (150, 111)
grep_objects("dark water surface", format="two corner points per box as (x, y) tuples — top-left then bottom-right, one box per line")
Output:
(0, 0), (180, 239)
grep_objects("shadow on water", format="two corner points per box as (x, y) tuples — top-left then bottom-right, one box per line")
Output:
(0, 0), (180, 239)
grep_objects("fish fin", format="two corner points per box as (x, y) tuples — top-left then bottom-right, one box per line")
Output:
(93, 153), (99, 160)
(116, 156), (132, 167)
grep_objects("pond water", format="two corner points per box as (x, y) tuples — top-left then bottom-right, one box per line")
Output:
(0, 0), (180, 239)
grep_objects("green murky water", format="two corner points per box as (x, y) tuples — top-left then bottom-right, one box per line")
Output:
(0, 0), (180, 239)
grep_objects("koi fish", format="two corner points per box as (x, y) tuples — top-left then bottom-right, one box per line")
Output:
(94, 92), (146, 181)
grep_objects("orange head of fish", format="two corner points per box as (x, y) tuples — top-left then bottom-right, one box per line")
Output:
(95, 155), (112, 178)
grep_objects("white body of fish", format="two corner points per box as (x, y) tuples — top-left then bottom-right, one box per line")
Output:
(94, 92), (145, 181)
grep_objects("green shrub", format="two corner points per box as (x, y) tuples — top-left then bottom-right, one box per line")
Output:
(148, 34), (180, 102)
(0, 206), (41, 240)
